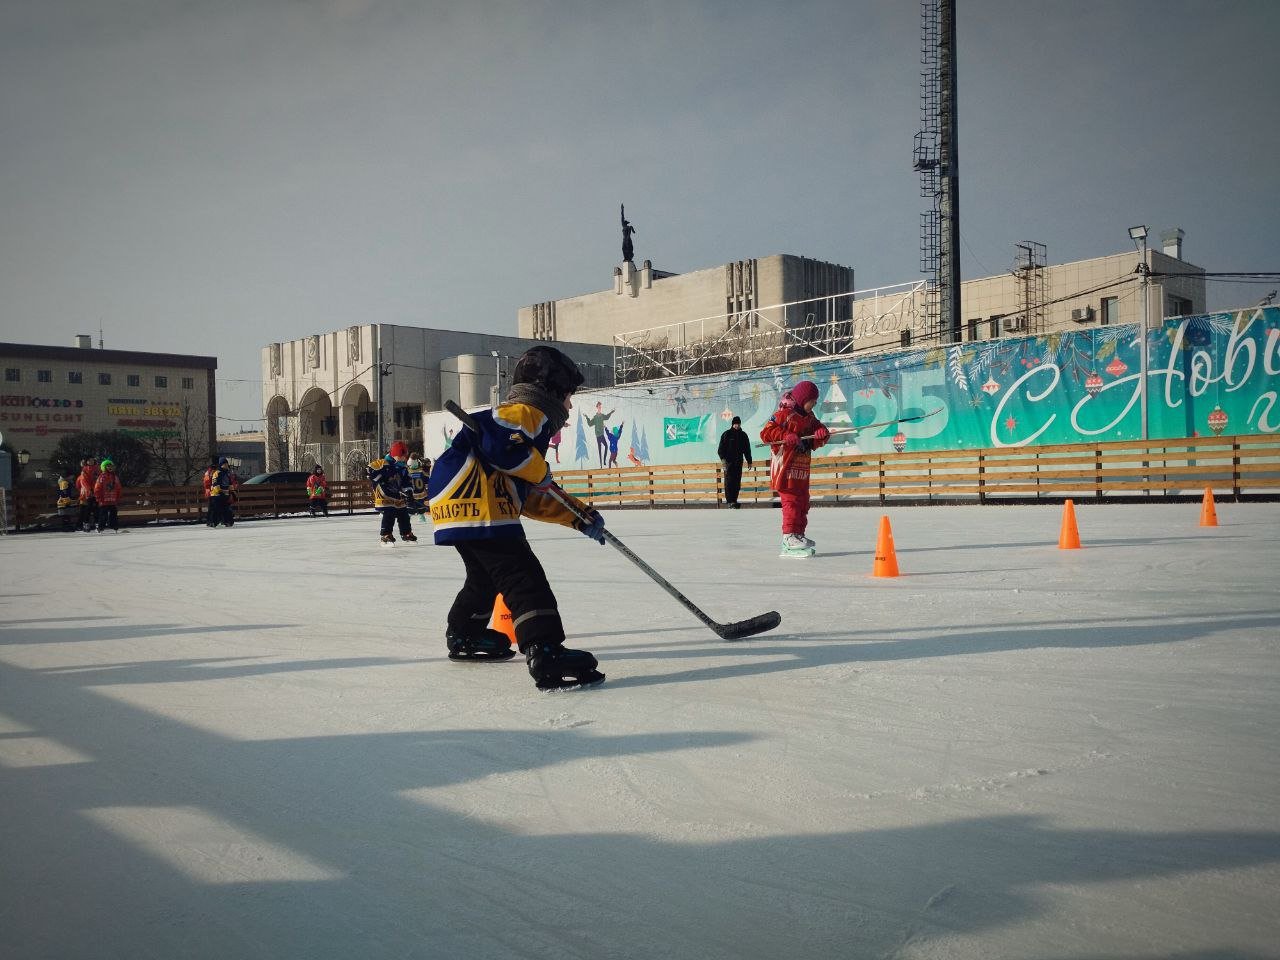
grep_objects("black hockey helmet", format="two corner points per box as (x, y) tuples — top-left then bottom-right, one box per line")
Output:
(510, 345), (584, 399)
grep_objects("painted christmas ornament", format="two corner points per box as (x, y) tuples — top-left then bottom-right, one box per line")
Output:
(982, 376), (1000, 396)
(892, 431), (907, 453)
(1105, 357), (1128, 377)
(1207, 406), (1228, 436)
(1085, 371), (1104, 396)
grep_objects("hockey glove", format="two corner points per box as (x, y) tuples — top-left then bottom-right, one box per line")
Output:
(579, 509), (606, 545)
(532, 467), (555, 492)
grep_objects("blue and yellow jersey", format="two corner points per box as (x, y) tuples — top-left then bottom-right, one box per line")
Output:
(56, 476), (76, 510)
(367, 457), (412, 509)
(427, 401), (587, 544)
(407, 467), (430, 512)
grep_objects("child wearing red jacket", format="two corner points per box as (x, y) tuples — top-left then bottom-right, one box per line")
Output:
(759, 379), (830, 557)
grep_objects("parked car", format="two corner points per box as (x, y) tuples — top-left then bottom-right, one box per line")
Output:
(242, 471), (312, 486)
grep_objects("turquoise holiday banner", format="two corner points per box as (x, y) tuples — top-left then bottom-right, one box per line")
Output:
(662, 415), (710, 447)
(424, 306), (1280, 468)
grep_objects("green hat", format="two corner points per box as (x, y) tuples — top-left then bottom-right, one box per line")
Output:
(100, 458), (115, 469)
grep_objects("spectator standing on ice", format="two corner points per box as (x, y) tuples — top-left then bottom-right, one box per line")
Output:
(92, 459), (123, 532)
(760, 380), (830, 557)
(76, 458), (99, 532)
(368, 440), (416, 544)
(717, 415), (753, 509)
(306, 465), (329, 517)
(427, 344), (606, 690)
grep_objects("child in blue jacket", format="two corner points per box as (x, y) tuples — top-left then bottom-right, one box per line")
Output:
(368, 441), (416, 543)
(428, 345), (606, 690)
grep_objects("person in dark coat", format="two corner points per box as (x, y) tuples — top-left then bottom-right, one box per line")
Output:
(717, 415), (753, 508)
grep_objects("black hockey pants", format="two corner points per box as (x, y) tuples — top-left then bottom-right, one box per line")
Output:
(378, 507), (411, 536)
(449, 539), (564, 652)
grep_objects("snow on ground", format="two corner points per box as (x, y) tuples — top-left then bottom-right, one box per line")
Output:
(2, 502), (1278, 960)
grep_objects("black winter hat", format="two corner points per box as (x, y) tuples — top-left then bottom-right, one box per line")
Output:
(510, 345), (585, 398)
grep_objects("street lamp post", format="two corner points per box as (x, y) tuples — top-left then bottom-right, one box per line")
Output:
(1128, 225), (1149, 441)
(491, 350), (501, 406)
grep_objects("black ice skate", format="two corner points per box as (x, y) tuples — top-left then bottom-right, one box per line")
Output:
(380, 533), (395, 544)
(446, 627), (517, 661)
(401, 531), (418, 542)
(525, 641), (605, 691)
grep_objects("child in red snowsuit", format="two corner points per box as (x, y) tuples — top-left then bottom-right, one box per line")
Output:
(759, 379), (830, 557)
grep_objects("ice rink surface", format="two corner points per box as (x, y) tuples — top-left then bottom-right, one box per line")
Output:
(2, 501), (1279, 960)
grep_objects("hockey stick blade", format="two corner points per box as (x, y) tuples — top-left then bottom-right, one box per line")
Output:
(715, 610), (782, 641)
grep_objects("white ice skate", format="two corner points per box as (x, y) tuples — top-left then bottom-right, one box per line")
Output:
(779, 534), (815, 558)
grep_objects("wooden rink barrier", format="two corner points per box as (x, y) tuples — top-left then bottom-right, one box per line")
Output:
(8, 434), (1279, 530)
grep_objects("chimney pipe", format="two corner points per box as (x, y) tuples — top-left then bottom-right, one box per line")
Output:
(1160, 227), (1185, 261)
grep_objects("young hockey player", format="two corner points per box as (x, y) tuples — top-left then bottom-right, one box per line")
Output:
(76, 457), (99, 531)
(93, 458), (123, 532)
(760, 379), (830, 557)
(405, 456), (430, 516)
(207, 457), (236, 528)
(56, 468), (78, 531)
(368, 440), (416, 543)
(306, 465), (329, 517)
(201, 456), (218, 525)
(428, 344), (607, 690)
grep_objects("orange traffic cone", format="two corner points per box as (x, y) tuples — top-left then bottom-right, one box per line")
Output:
(872, 515), (900, 578)
(1199, 487), (1218, 527)
(1058, 499), (1081, 550)
(489, 593), (517, 647)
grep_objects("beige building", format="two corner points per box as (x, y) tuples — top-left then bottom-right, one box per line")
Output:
(518, 233), (1205, 382)
(261, 323), (612, 479)
(0, 337), (217, 480)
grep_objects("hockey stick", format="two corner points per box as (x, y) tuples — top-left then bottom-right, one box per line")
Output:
(754, 405), (945, 444)
(444, 400), (780, 641)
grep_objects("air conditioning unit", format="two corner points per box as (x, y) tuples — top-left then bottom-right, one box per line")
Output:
(1002, 317), (1026, 332)
(1070, 307), (1095, 323)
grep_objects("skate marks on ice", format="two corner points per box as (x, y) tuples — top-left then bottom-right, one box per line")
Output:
(4, 650), (1280, 959)
(595, 609), (1280, 691)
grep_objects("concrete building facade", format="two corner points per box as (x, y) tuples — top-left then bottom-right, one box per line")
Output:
(0, 337), (217, 480)
(516, 236), (1205, 383)
(261, 324), (612, 479)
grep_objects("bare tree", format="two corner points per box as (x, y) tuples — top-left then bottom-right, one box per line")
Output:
(133, 399), (212, 485)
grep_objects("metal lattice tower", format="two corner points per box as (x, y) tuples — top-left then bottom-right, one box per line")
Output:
(913, 0), (942, 337)
(1014, 241), (1048, 334)
(913, 0), (960, 344)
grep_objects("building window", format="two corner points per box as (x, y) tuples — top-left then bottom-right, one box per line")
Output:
(1167, 295), (1193, 319)
(967, 318), (981, 341)
(127, 374), (140, 387)
(1100, 297), (1118, 326)
(182, 376), (194, 390)
(68, 370), (82, 384)
(988, 317), (1001, 339)
(99, 372), (112, 385)
(155, 375), (168, 388)
(4, 368), (19, 382)
(393, 405), (422, 428)
(38, 369), (52, 383)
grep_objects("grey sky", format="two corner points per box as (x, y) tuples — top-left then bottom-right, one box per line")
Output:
(2, 0), (1277, 424)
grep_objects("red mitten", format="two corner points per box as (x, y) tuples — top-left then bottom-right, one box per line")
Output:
(783, 432), (801, 449)
(812, 425), (830, 448)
